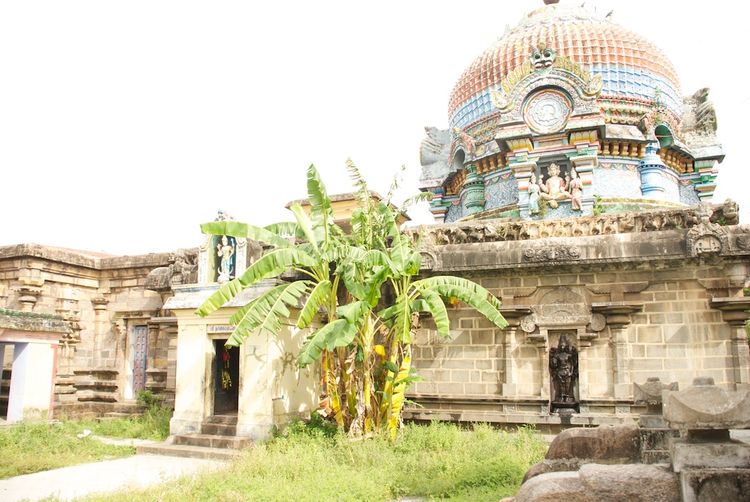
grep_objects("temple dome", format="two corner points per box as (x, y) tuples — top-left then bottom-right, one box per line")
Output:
(448, 3), (682, 131)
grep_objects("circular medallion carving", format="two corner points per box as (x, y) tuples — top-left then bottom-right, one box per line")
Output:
(520, 315), (537, 333)
(589, 313), (606, 332)
(523, 89), (572, 134)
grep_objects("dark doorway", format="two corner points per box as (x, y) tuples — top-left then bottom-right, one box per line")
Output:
(213, 340), (239, 414)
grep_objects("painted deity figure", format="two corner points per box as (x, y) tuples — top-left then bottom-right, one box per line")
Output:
(528, 173), (541, 215)
(550, 334), (578, 406)
(216, 235), (235, 283)
(539, 163), (570, 209)
(568, 168), (583, 211)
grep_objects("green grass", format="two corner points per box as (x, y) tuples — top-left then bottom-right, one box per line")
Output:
(0, 422), (135, 479)
(75, 405), (172, 441)
(84, 420), (548, 502)
(0, 405), (172, 479)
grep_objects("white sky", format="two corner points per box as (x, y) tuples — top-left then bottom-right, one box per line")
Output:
(1, 0), (748, 255)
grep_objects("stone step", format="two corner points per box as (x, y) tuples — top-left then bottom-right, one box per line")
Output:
(137, 443), (240, 461)
(202, 422), (237, 436)
(111, 402), (146, 414)
(173, 433), (251, 450)
(205, 414), (238, 425)
(100, 412), (140, 420)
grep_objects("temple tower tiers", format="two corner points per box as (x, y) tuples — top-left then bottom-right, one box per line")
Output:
(419, 2), (723, 223)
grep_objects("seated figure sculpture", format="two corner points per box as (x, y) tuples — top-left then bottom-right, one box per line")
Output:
(539, 163), (570, 209)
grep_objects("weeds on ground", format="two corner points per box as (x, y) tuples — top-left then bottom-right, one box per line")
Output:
(77, 407), (172, 441)
(84, 420), (548, 502)
(0, 422), (134, 479)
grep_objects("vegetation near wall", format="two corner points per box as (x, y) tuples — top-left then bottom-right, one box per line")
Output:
(86, 421), (548, 502)
(197, 162), (507, 438)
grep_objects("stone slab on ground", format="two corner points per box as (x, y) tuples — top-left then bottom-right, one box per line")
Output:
(0, 454), (227, 502)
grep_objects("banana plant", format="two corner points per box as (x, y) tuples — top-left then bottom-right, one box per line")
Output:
(195, 162), (507, 438)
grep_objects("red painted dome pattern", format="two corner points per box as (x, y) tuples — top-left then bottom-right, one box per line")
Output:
(448, 5), (682, 130)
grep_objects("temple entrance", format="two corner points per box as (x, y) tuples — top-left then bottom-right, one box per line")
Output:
(213, 340), (239, 414)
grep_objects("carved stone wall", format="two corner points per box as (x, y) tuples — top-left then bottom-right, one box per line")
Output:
(407, 207), (750, 428)
(0, 244), (175, 417)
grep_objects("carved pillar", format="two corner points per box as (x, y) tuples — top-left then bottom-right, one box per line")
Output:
(592, 302), (643, 399)
(499, 307), (532, 397)
(17, 286), (42, 312)
(710, 297), (750, 390)
(91, 297), (109, 368)
(538, 328), (550, 400)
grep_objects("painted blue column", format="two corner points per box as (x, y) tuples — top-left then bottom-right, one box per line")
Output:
(639, 143), (668, 199)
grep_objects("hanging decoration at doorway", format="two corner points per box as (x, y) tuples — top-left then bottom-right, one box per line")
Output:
(221, 347), (232, 390)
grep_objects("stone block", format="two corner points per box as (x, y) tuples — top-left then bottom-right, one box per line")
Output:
(545, 424), (640, 463)
(678, 468), (750, 502)
(475, 359), (493, 370)
(514, 471), (594, 502)
(441, 359), (475, 369)
(637, 326), (663, 343)
(671, 441), (750, 472)
(451, 370), (471, 383)
(578, 464), (680, 502)
(463, 383), (487, 395)
(663, 377), (750, 430)
(470, 331), (494, 345)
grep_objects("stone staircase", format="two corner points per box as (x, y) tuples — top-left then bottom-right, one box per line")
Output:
(137, 414), (250, 460)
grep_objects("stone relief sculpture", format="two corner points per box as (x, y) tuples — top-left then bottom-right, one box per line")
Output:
(682, 87), (718, 147)
(539, 163), (571, 209)
(528, 173), (541, 215)
(216, 236), (235, 283)
(567, 168), (583, 211)
(550, 334), (579, 411)
(419, 126), (451, 181)
(452, 127), (476, 158)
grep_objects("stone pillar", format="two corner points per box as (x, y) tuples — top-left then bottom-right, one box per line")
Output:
(538, 332), (550, 401)
(592, 302), (643, 399)
(237, 332), (274, 440)
(91, 297), (108, 367)
(7, 341), (58, 422)
(709, 297), (750, 391)
(499, 307), (531, 397)
(170, 321), (211, 435)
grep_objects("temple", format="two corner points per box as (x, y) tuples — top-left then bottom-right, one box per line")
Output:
(406, 0), (749, 428)
(1, 1), (748, 436)
(420, 2), (723, 222)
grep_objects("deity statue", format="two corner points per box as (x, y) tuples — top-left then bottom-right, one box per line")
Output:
(567, 168), (583, 211)
(528, 173), (541, 215)
(539, 163), (570, 209)
(216, 235), (235, 283)
(550, 334), (578, 410)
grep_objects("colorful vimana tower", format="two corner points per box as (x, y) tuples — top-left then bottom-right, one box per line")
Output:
(420, 0), (723, 222)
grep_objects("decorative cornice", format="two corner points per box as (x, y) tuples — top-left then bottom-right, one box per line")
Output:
(409, 202), (741, 246)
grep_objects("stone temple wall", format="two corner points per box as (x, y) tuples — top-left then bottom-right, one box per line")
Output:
(405, 204), (750, 429)
(0, 244), (176, 416)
